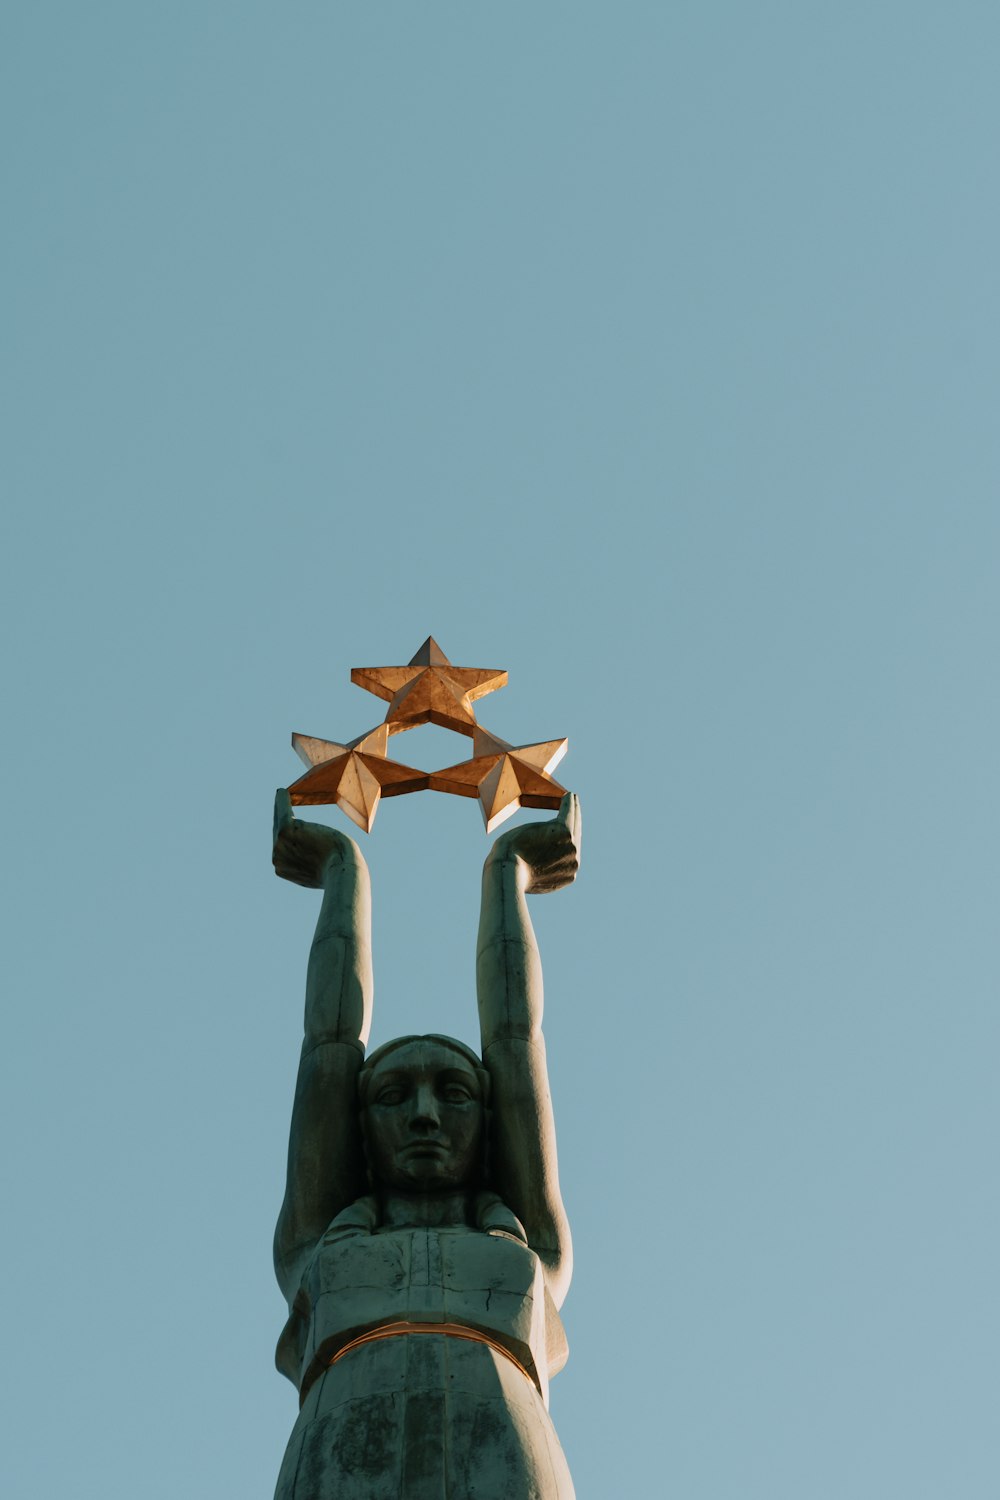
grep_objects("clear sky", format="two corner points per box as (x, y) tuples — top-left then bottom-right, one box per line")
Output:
(3, 5), (998, 1497)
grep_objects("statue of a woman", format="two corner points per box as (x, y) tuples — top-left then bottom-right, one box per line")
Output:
(270, 787), (581, 1498)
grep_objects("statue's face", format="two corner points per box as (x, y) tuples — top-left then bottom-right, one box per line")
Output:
(363, 1040), (484, 1194)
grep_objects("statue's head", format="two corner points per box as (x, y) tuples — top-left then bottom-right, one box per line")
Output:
(357, 1035), (490, 1194)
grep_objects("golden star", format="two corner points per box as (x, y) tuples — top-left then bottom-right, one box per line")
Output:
(287, 724), (428, 833)
(430, 728), (568, 833)
(350, 636), (508, 736)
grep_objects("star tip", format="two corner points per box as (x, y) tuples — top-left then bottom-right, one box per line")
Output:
(409, 635), (451, 667)
(483, 799), (521, 835)
(337, 798), (376, 835)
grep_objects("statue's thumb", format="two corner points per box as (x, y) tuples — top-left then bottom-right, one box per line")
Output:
(557, 792), (581, 849)
(273, 787), (294, 846)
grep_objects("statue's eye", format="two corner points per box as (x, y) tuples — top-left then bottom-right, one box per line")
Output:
(374, 1088), (405, 1106)
(442, 1086), (473, 1103)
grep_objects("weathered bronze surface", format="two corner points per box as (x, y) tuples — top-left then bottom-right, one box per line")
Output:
(271, 788), (581, 1496)
(271, 643), (581, 1494)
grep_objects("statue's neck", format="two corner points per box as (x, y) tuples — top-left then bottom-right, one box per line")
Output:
(377, 1190), (472, 1230)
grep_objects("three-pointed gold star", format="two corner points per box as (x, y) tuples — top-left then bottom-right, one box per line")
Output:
(351, 636), (507, 736)
(287, 724), (428, 833)
(430, 728), (568, 833)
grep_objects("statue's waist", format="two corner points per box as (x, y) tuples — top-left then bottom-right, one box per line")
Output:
(299, 1298), (547, 1405)
(327, 1319), (535, 1383)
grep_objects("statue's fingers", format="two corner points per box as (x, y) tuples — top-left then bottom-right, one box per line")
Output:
(273, 787), (295, 847)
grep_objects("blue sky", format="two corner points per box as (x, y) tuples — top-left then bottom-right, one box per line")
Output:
(3, 5), (998, 1496)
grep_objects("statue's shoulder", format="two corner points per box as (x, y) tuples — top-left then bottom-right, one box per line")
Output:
(321, 1195), (379, 1241)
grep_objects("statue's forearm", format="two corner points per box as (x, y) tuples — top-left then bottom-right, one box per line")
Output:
(274, 841), (371, 1299)
(477, 851), (544, 1049)
(476, 846), (570, 1300)
(304, 846), (373, 1051)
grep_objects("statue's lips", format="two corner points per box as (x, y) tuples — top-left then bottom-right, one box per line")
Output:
(403, 1142), (447, 1157)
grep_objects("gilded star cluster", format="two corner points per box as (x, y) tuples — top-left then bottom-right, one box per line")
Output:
(287, 636), (568, 833)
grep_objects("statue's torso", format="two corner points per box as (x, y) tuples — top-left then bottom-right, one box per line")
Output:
(274, 1209), (574, 1500)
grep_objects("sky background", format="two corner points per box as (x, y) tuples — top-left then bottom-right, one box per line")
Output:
(2, 4), (998, 1497)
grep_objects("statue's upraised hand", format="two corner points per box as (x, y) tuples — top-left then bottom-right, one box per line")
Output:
(487, 793), (582, 894)
(272, 788), (362, 888)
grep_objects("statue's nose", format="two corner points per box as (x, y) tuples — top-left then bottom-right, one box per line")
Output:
(409, 1084), (440, 1130)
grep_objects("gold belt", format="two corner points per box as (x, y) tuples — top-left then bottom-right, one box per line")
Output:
(328, 1321), (535, 1386)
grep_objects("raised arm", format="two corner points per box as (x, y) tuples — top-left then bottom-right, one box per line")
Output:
(272, 790), (373, 1302)
(476, 794), (581, 1308)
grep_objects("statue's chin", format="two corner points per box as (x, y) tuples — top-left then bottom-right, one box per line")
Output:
(377, 1158), (474, 1194)
(399, 1168), (461, 1192)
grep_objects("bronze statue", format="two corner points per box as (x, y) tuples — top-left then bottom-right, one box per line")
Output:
(271, 785), (581, 1497)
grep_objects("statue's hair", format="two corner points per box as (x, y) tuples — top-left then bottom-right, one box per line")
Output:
(357, 1034), (491, 1108)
